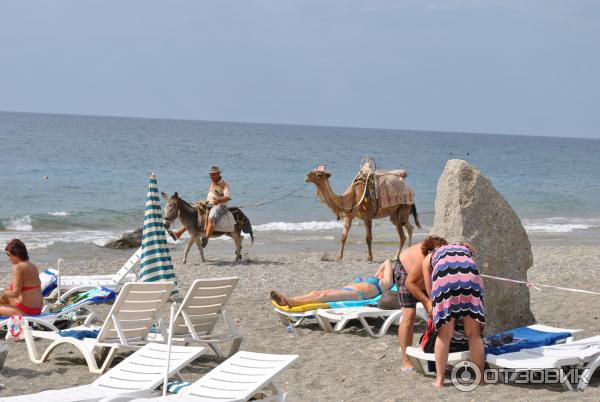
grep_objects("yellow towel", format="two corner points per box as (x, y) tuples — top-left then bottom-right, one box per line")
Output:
(272, 300), (329, 313)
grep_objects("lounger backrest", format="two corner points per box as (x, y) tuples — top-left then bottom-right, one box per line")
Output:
(183, 351), (298, 400)
(97, 281), (173, 343)
(92, 343), (205, 391)
(111, 247), (142, 284)
(173, 277), (240, 337)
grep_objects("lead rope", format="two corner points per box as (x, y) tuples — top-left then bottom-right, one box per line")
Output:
(234, 183), (310, 209)
(480, 274), (600, 295)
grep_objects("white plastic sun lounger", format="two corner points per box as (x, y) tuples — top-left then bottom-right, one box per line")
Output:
(315, 303), (428, 338)
(46, 247), (142, 299)
(149, 278), (242, 358)
(101, 351), (298, 402)
(487, 335), (600, 391)
(2, 343), (206, 402)
(406, 347), (471, 376)
(24, 281), (174, 373)
(273, 308), (318, 328)
(406, 324), (584, 376)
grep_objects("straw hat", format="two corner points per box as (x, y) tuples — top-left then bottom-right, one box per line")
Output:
(208, 166), (222, 175)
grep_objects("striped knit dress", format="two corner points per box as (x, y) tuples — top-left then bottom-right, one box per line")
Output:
(431, 244), (485, 332)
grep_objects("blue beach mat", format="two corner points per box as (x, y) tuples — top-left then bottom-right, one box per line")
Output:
(167, 381), (193, 394)
(58, 329), (100, 339)
(48, 286), (116, 314)
(328, 285), (398, 309)
(485, 326), (571, 355)
(67, 286), (116, 305)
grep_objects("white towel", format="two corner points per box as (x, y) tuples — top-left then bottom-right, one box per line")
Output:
(527, 336), (600, 360)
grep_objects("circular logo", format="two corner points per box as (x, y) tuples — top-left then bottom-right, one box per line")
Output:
(451, 360), (481, 392)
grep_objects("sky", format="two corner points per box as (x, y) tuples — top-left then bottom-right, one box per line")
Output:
(1, 0), (599, 138)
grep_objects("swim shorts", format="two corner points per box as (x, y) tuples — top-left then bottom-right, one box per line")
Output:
(394, 259), (418, 308)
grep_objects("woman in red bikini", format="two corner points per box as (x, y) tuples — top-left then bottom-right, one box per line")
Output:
(1, 239), (43, 316)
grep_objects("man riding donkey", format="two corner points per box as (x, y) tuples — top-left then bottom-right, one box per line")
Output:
(173, 165), (231, 248)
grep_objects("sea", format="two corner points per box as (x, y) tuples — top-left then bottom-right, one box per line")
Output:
(1, 111), (600, 266)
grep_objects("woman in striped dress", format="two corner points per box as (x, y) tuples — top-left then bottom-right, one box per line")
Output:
(422, 237), (485, 388)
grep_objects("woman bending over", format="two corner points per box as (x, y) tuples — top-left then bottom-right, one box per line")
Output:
(422, 238), (485, 388)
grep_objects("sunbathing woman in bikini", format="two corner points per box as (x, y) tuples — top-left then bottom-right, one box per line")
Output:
(270, 259), (394, 307)
(1, 239), (43, 316)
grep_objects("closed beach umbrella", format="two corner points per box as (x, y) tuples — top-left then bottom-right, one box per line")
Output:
(139, 173), (178, 295)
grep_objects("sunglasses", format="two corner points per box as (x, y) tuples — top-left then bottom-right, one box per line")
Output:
(5, 252), (12, 257)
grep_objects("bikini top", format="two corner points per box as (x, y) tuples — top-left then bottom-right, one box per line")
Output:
(9, 282), (41, 292)
(352, 275), (383, 295)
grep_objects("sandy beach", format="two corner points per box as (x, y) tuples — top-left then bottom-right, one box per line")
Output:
(0, 239), (598, 401)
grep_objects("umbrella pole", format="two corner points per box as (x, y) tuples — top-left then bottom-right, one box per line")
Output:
(163, 302), (177, 396)
(57, 258), (63, 300)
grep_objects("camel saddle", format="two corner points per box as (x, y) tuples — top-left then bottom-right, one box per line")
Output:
(356, 169), (415, 210)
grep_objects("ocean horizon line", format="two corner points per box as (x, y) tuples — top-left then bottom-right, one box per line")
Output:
(2, 110), (598, 141)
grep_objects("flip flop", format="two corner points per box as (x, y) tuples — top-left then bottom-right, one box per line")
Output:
(401, 367), (415, 374)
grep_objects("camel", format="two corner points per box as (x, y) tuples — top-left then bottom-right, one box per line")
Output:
(305, 169), (421, 261)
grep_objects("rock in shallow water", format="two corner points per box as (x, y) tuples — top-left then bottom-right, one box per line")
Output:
(431, 159), (535, 334)
(104, 228), (143, 249)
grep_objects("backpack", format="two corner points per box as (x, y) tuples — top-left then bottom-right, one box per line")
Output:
(419, 318), (437, 353)
(419, 318), (470, 354)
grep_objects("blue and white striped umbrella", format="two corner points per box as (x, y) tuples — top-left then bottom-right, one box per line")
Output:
(139, 173), (178, 295)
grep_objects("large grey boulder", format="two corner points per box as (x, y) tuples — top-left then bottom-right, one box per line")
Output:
(104, 228), (143, 249)
(431, 159), (535, 334)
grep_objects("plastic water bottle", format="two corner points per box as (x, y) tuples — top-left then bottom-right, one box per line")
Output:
(286, 324), (297, 337)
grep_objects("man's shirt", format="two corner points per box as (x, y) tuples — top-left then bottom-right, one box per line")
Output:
(207, 180), (231, 205)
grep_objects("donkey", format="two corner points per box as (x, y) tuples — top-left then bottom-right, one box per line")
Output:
(162, 192), (254, 263)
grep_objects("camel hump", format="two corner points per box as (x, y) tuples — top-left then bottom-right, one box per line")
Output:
(374, 169), (407, 179)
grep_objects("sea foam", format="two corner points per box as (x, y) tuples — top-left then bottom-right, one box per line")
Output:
(523, 217), (599, 233)
(0, 229), (118, 249)
(253, 221), (344, 232)
(5, 215), (33, 231)
(48, 211), (70, 216)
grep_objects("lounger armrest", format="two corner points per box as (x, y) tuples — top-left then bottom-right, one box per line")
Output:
(0, 316), (57, 333)
(406, 347), (470, 363)
(22, 317), (60, 332)
(98, 396), (139, 402)
(98, 385), (162, 401)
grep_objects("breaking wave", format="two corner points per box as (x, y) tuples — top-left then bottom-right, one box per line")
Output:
(253, 221), (344, 232)
(523, 217), (600, 233)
